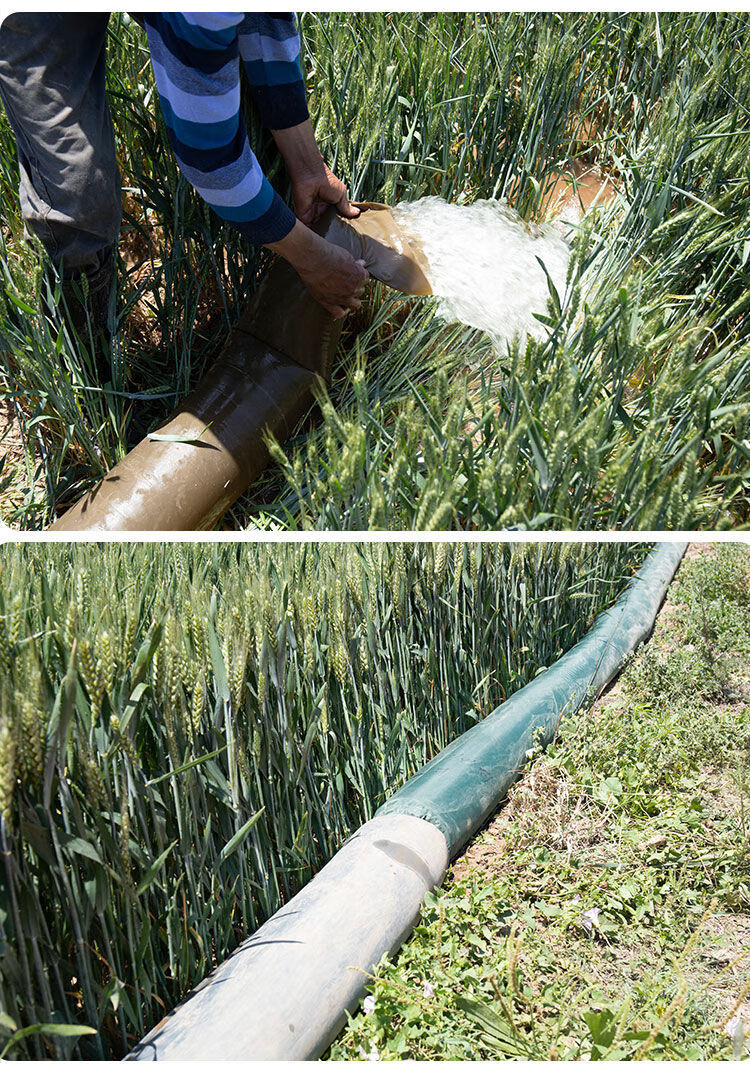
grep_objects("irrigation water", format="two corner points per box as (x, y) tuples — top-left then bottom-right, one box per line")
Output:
(392, 197), (572, 352)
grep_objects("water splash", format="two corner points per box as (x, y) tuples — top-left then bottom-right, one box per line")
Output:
(392, 196), (571, 353)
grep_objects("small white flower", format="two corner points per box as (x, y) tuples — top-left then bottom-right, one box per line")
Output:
(526, 748), (534, 759)
(366, 1044), (380, 1061)
(581, 907), (600, 933)
(423, 980), (435, 999)
(363, 995), (375, 1015)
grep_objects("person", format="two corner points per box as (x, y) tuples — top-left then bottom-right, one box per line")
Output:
(0, 12), (368, 372)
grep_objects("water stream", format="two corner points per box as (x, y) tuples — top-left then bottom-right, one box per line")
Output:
(392, 196), (572, 353)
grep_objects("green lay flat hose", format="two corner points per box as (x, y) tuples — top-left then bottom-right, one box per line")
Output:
(376, 541), (688, 858)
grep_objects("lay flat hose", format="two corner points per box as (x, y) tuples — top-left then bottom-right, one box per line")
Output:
(377, 542), (687, 858)
(49, 204), (431, 532)
(127, 815), (449, 1061)
(125, 542), (685, 1061)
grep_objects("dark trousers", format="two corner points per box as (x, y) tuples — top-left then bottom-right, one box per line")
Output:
(0, 12), (121, 288)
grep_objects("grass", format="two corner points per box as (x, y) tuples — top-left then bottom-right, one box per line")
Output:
(0, 13), (749, 528)
(330, 542), (750, 1060)
(0, 540), (646, 1059)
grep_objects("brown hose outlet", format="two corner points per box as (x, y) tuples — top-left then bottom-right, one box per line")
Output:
(329, 202), (432, 295)
(48, 204), (431, 532)
(238, 203), (431, 374)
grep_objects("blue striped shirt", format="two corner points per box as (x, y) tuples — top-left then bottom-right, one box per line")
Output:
(143, 13), (309, 245)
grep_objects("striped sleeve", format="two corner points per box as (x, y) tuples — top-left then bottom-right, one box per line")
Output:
(143, 12), (296, 245)
(237, 14), (309, 130)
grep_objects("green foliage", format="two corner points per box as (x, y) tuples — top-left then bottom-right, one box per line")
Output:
(0, 541), (645, 1058)
(626, 543), (750, 705)
(1, 14), (750, 526)
(331, 545), (750, 1061)
(0, 1018), (95, 1061)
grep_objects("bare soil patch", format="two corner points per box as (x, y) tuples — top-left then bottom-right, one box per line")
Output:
(539, 161), (619, 224)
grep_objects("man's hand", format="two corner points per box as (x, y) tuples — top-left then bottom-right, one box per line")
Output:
(266, 221), (368, 318)
(268, 120), (367, 315)
(291, 162), (359, 226)
(271, 119), (359, 226)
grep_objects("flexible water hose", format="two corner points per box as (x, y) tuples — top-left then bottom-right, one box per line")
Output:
(49, 205), (430, 531)
(127, 542), (686, 1060)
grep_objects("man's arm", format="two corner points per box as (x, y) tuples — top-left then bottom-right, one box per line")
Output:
(236, 14), (360, 226)
(235, 13), (309, 133)
(143, 13), (366, 316)
(144, 13), (296, 243)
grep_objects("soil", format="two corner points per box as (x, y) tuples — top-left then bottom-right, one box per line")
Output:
(118, 196), (169, 357)
(538, 161), (619, 224)
(118, 190), (234, 360)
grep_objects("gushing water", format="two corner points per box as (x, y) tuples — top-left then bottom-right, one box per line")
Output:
(392, 197), (571, 352)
